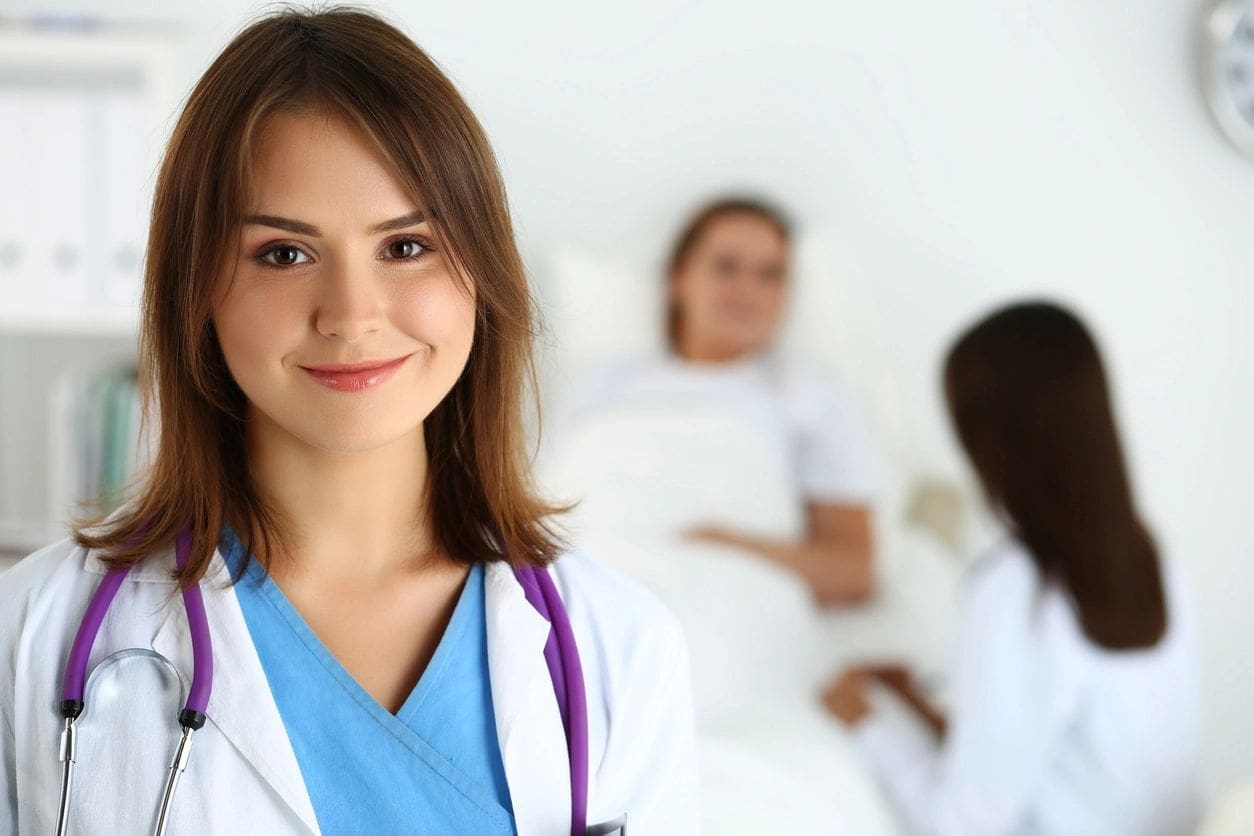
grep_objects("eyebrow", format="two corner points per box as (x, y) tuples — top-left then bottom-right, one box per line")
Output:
(241, 210), (427, 237)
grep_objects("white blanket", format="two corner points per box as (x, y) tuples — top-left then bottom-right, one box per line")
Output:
(540, 403), (916, 833)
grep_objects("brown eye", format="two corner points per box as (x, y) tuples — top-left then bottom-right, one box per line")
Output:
(257, 243), (311, 267)
(272, 245), (301, 265)
(384, 236), (431, 260)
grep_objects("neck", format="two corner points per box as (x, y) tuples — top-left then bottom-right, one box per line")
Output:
(242, 409), (437, 585)
(675, 334), (760, 364)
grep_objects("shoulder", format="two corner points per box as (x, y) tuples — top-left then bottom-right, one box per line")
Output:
(0, 537), (91, 619)
(776, 356), (833, 388)
(0, 535), (178, 647)
(548, 547), (687, 646)
(545, 549), (700, 827)
(964, 536), (1039, 596)
(962, 536), (1089, 655)
(1159, 556), (1197, 646)
(0, 538), (97, 677)
(772, 356), (865, 423)
(961, 536), (1056, 629)
(548, 548), (689, 675)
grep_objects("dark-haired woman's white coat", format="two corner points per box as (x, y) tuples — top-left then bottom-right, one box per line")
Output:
(852, 537), (1201, 836)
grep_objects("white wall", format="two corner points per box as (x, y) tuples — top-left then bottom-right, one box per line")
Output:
(11, 0), (1253, 796)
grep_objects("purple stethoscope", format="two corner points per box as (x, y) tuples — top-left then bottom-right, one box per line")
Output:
(56, 526), (592, 836)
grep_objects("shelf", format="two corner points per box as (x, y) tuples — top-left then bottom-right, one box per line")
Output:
(0, 16), (183, 566)
(0, 518), (67, 557)
(0, 19), (182, 65)
(0, 308), (139, 338)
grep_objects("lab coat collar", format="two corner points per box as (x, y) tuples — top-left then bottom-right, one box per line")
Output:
(130, 546), (571, 836)
(82, 541), (229, 582)
(146, 543), (321, 835)
(484, 559), (574, 836)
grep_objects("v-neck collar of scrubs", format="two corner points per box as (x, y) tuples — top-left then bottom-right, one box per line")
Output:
(221, 527), (472, 722)
(218, 525), (515, 834)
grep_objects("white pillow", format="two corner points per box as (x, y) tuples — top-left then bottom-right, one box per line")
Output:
(535, 242), (666, 418)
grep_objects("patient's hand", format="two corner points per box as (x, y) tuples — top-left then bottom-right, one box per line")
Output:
(822, 669), (872, 726)
(830, 663), (948, 738)
(682, 506), (876, 606)
(857, 663), (912, 697)
(682, 525), (747, 548)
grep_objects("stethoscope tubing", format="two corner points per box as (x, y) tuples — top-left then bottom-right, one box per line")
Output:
(60, 527), (213, 717)
(513, 562), (590, 836)
(55, 528), (590, 836)
(55, 525), (215, 836)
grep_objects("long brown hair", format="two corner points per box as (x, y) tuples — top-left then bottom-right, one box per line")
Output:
(664, 196), (791, 350)
(944, 301), (1166, 649)
(74, 5), (566, 585)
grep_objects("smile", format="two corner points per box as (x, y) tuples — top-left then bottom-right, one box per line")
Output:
(299, 355), (412, 392)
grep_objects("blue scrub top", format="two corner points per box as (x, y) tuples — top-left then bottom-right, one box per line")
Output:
(219, 525), (516, 835)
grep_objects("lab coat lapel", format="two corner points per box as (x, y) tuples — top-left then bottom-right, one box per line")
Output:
(149, 547), (320, 835)
(485, 560), (574, 836)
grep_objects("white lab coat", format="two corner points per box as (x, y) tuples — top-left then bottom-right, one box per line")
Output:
(0, 536), (701, 835)
(851, 536), (1202, 836)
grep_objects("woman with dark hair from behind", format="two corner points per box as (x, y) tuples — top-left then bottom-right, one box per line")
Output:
(824, 301), (1201, 835)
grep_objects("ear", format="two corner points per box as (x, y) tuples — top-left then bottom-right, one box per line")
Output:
(667, 266), (687, 304)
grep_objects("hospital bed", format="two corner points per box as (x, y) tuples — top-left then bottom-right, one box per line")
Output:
(534, 227), (972, 834)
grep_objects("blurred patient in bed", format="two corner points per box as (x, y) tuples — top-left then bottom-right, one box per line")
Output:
(549, 196), (882, 606)
(537, 199), (921, 831)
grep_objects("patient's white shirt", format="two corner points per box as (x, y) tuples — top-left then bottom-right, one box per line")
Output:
(853, 536), (1202, 836)
(550, 351), (880, 504)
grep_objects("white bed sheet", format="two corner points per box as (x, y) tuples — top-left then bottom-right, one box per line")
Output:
(574, 532), (903, 834)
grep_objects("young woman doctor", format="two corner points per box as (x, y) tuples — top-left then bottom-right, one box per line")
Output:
(0, 7), (698, 835)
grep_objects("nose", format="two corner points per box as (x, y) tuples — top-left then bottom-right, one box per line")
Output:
(314, 258), (384, 343)
(727, 268), (762, 302)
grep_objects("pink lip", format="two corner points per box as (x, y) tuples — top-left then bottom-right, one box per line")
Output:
(299, 354), (411, 392)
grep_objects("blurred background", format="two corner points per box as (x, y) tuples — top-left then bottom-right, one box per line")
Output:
(1, 1), (1251, 832)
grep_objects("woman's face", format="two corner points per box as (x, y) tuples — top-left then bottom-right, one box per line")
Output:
(670, 212), (789, 361)
(212, 109), (476, 455)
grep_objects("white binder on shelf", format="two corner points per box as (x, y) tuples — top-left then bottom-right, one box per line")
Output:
(23, 89), (91, 312)
(100, 86), (147, 311)
(0, 89), (24, 301)
(0, 22), (183, 552)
